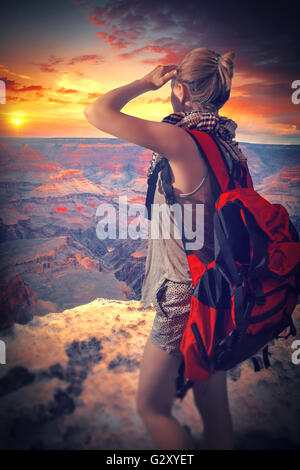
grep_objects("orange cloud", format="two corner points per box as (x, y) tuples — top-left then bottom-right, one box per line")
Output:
(94, 32), (130, 50)
(56, 87), (79, 94)
(48, 98), (71, 104)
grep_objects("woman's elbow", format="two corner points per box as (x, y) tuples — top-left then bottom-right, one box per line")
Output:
(83, 105), (92, 120)
(83, 105), (104, 127)
(83, 106), (96, 126)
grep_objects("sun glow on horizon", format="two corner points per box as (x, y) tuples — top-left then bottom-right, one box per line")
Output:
(11, 117), (24, 126)
(9, 111), (28, 128)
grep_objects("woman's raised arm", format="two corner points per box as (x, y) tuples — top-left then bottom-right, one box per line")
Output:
(83, 66), (197, 161)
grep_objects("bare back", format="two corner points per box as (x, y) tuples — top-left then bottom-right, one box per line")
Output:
(165, 136), (209, 197)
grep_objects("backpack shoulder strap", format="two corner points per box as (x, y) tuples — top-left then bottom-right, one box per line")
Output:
(183, 128), (253, 191)
(183, 128), (229, 193)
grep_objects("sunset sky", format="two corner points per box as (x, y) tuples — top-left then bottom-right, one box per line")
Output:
(0, 0), (299, 144)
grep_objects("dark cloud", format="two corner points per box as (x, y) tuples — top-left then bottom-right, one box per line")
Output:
(32, 53), (104, 73)
(68, 54), (104, 65)
(84, 0), (299, 82)
(0, 77), (17, 90)
(79, 0), (300, 141)
(232, 82), (294, 102)
(32, 54), (65, 73)
(0, 76), (48, 92)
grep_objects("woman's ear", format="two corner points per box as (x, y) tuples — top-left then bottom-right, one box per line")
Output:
(182, 83), (193, 108)
(176, 82), (186, 103)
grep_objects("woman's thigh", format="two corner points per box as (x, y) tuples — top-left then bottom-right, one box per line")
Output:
(192, 370), (229, 418)
(136, 336), (183, 416)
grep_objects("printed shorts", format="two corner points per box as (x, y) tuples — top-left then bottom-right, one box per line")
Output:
(149, 279), (194, 355)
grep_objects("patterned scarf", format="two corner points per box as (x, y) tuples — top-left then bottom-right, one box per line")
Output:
(146, 110), (247, 181)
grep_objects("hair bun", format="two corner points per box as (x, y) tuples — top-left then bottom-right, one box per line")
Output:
(175, 47), (235, 112)
(221, 51), (235, 65)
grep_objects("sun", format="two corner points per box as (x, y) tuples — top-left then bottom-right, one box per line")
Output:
(10, 111), (27, 127)
(11, 117), (24, 126)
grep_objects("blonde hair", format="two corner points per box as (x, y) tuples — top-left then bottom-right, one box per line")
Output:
(171, 48), (235, 113)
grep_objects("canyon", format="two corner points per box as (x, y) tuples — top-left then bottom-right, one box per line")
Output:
(0, 138), (299, 328)
(0, 137), (299, 449)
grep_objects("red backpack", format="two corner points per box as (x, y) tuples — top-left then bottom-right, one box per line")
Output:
(145, 128), (300, 400)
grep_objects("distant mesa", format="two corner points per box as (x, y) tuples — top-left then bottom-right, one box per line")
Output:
(0, 138), (298, 333)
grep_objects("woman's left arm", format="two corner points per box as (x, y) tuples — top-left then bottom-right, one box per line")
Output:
(83, 65), (192, 160)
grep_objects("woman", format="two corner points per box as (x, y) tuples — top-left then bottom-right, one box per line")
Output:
(84, 48), (246, 450)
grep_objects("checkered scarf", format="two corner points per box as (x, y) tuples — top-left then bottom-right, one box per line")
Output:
(147, 110), (247, 180)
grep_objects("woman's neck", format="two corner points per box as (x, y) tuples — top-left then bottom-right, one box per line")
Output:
(185, 107), (219, 115)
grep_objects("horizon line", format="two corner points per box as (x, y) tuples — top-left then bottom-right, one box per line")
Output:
(0, 136), (299, 146)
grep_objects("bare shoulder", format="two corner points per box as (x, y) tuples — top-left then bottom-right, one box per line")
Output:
(162, 124), (208, 173)
(159, 123), (205, 163)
